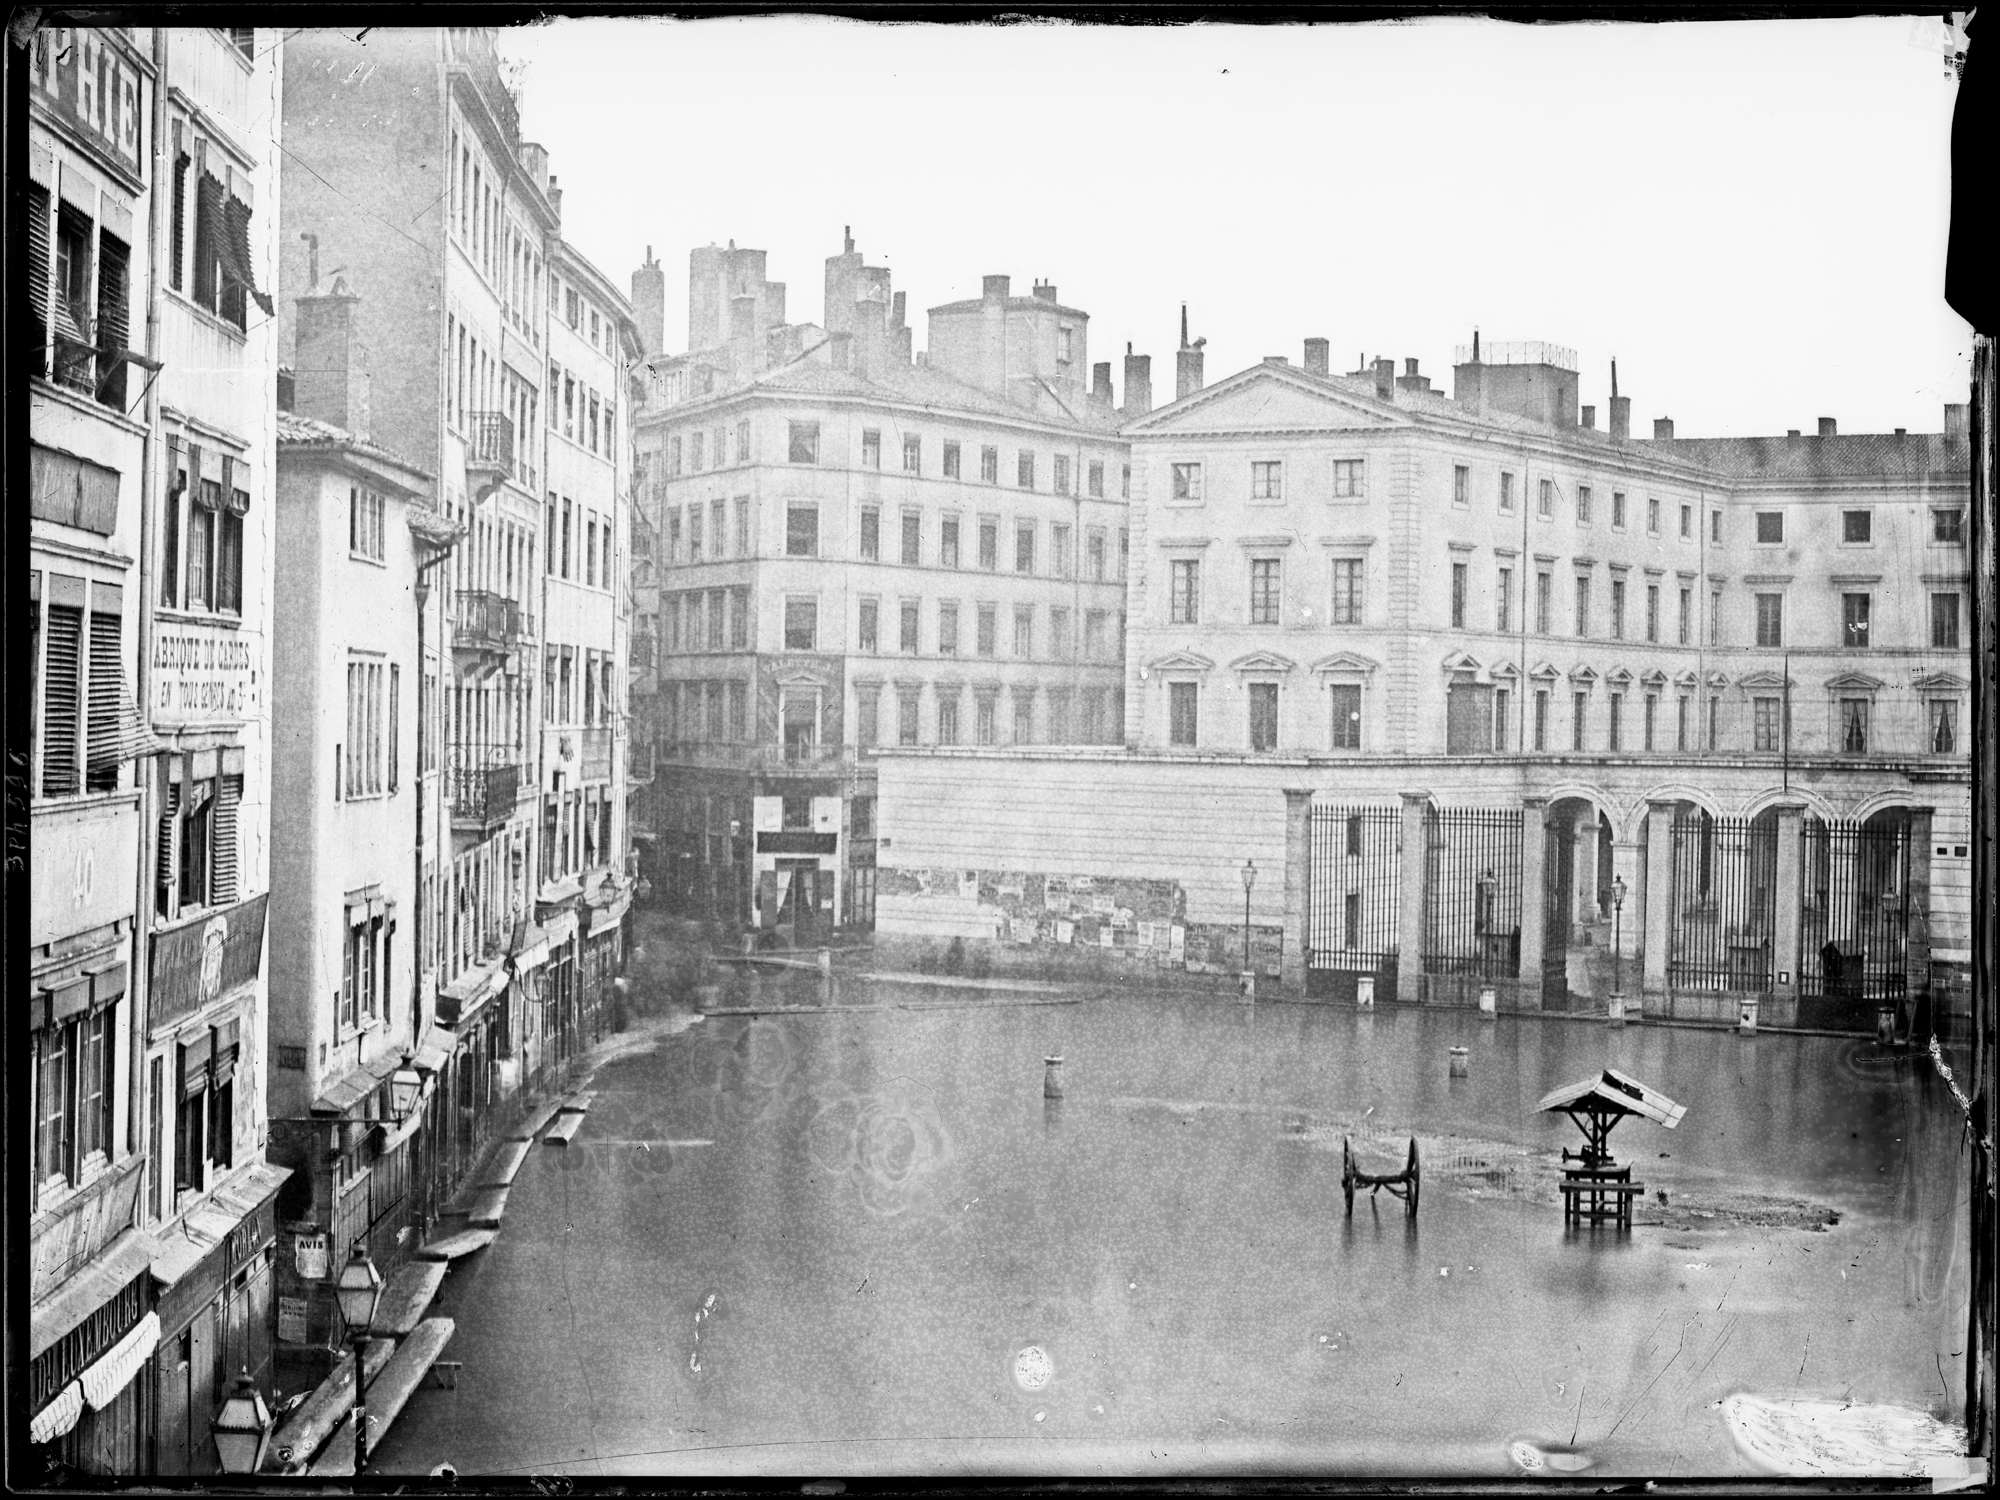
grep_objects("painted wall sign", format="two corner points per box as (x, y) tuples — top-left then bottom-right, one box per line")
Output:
(148, 894), (267, 1033)
(293, 1232), (328, 1281)
(150, 624), (260, 725)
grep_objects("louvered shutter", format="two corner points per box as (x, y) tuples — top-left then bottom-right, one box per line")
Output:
(96, 232), (130, 409)
(41, 603), (84, 795)
(157, 778), (181, 910)
(84, 605), (121, 792)
(193, 173), (222, 311)
(28, 184), (50, 376)
(212, 775), (240, 904)
(170, 155), (188, 291)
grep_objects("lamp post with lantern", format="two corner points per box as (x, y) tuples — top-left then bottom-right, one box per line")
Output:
(333, 1242), (384, 1473)
(1611, 873), (1628, 999)
(1241, 859), (1257, 973)
(211, 1368), (274, 1475)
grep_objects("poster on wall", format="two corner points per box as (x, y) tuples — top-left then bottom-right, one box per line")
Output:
(295, 1231), (329, 1280)
(278, 1296), (310, 1343)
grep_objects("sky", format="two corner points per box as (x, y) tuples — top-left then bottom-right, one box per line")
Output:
(499, 15), (1971, 437)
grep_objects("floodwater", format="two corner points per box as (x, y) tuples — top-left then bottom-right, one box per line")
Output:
(371, 979), (1971, 1479)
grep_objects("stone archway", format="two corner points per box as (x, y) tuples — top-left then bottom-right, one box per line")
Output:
(1541, 795), (1615, 1011)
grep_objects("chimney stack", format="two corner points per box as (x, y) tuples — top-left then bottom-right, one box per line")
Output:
(1607, 360), (1629, 441)
(1395, 357), (1432, 395)
(1945, 402), (1969, 439)
(1303, 338), (1329, 377)
(1032, 281), (1057, 302)
(1092, 361), (1113, 407)
(1654, 417), (1675, 441)
(1176, 304), (1206, 401)
(547, 173), (562, 219)
(983, 274), (1010, 303)
(1372, 357), (1394, 403)
(1818, 417), (1837, 437)
(295, 275), (371, 440)
(1122, 343), (1152, 417)
(630, 244), (666, 357)
(1787, 429), (1801, 438)
(1580, 405), (1595, 429)
(729, 293), (760, 381)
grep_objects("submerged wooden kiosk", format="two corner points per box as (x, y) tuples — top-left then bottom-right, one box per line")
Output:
(1537, 1068), (1686, 1228)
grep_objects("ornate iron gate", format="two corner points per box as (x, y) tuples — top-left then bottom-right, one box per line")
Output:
(1306, 804), (1399, 999)
(1422, 807), (1523, 978)
(1667, 812), (1775, 992)
(1798, 818), (1912, 1026)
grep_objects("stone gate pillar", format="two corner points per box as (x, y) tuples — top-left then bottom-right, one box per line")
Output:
(1771, 801), (1807, 1003)
(1576, 811), (1602, 925)
(1282, 788), (1313, 996)
(1643, 799), (1678, 1003)
(1519, 797), (1549, 983)
(1906, 806), (1935, 1034)
(1611, 837), (1647, 971)
(1397, 790), (1431, 1005)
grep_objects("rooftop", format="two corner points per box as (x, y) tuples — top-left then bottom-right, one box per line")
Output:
(277, 409), (433, 481)
(1639, 432), (1972, 482)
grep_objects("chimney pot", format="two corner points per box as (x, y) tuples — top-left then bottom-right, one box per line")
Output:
(1303, 337), (1329, 377)
(1818, 417), (1837, 437)
(1122, 349), (1152, 416)
(1653, 417), (1675, 441)
(1032, 282), (1056, 303)
(1944, 402), (1968, 439)
(983, 274), (1010, 303)
(1894, 427), (1906, 436)
(1608, 395), (1631, 441)
(1372, 357), (1394, 403)
(1092, 361), (1113, 405)
(1404, 358), (1419, 377)
(1580, 404), (1595, 429)
(1787, 429), (1801, 438)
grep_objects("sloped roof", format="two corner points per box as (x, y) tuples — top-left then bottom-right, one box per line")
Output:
(1538, 1067), (1686, 1128)
(277, 409), (431, 480)
(729, 353), (1126, 435)
(1641, 432), (1971, 482)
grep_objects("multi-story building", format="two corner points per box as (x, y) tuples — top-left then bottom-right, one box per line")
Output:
(274, 23), (636, 1372)
(632, 237), (1135, 936)
(267, 270), (465, 1393)
(26, 23), (290, 1477)
(538, 242), (641, 1067)
(875, 336), (1971, 1035)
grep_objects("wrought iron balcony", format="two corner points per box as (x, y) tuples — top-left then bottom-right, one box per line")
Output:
(452, 589), (528, 655)
(449, 746), (523, 828)
(464, 411), (515, 488)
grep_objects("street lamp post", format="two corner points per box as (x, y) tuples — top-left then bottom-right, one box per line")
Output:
(1611, 873), (1628, 998)
(332, 1243), (384, 1474)
(211, 1367), (274, 1475)
(1240, 860), (1257, 973)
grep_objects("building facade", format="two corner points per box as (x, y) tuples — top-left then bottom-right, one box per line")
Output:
(26, 23), (290, 1478)
(875, 338), (1971, 1035)
(267, 375), (460, 1392)
(271, 23), (632, 1394)
(632, 238), (1135, 937)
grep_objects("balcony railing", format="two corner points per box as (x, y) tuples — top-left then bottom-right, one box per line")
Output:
(449, 746), (522, 828)
(464, 411), (516, 484)
(452, 589), (529, 653)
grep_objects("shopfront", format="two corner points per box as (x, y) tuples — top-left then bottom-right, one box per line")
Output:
(28, 1237), (160, 1477)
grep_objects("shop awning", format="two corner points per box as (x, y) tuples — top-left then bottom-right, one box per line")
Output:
(311, 1048), (407, 1116)
(80, 1310), (160, 1410)
(212, 1160), (290, 1221)
(30, 1382), (84, 1445)
(510, 919), (552, 972)
(411, 1025), (455, 1077)
(149, 1203), (241, 1291)
(31, 1230), (162, 1360)
(589, 890), (631, 937)
(542, 909), (579, 949)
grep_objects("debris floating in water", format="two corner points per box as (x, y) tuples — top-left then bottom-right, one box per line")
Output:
(1722, 1394), (1968, 1478)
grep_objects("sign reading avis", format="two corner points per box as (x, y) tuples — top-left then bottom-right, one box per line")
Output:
(151, 623), (259, 725)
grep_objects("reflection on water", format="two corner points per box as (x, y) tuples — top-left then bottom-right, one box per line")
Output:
(372, 987), (1969, 1479)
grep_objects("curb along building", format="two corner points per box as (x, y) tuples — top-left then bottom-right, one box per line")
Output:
(27, 24), (290, 1477)
(632, 234), (1135, 936)
(874, 338), (1971, 1036)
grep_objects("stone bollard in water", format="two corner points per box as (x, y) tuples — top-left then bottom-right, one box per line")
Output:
(1044, 1055), (1065, 1100)
(1239, 971), (1256, 1005)
(1607, 994), (1627, 1025)
(1355, 975), (1376, 1010)
(1448, 1046), (1470, 1078)
(1738, 996), (1759, 1035)
(1876, 1005), (1897, 1046)
(818, 947), (834, 1005)
(1477, 985), (1497, 1017)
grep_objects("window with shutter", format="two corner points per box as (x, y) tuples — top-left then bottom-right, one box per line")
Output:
(84, 604), (121, 792)
(157, 777), (180, 916)
(212, 775), (240, 904)
(96, 231), (130, 409)
(27, 183), (50, 377)
(41, 598), (84, 796)
(171, 153), (189, 291)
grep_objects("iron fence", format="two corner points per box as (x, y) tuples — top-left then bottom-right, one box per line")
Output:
(1667, 812), (1776, 992)
(1307, 804), (1400, 971)
(1797, 819), (1912, 1006)
(1422, 807), (1522, 978)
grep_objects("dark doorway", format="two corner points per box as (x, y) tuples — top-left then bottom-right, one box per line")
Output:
(1543, 820), (1574, 1011)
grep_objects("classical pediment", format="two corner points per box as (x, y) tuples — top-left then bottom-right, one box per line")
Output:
(1912, 671), (1969, 693)
(1673, 670), (1699, 688)
(1706, 670), (1731, 688)
(1310, 650), (1382, 677)
(1229, 650), (1298, 675)
(1568, 665), (1600, 685)
(1736, 670), (1791, 690)
(1823, 671), (1886, 692)
(1125, 365), (1405, 436)
(1441, 650), (1484, 675)
(1146, 650), (1216, 674)
(1491, 661), (1521, 681)
(1605, 666), (1634, 685)
(1529, 661), (1563, 681)
(1640, 669), (1669, 687)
